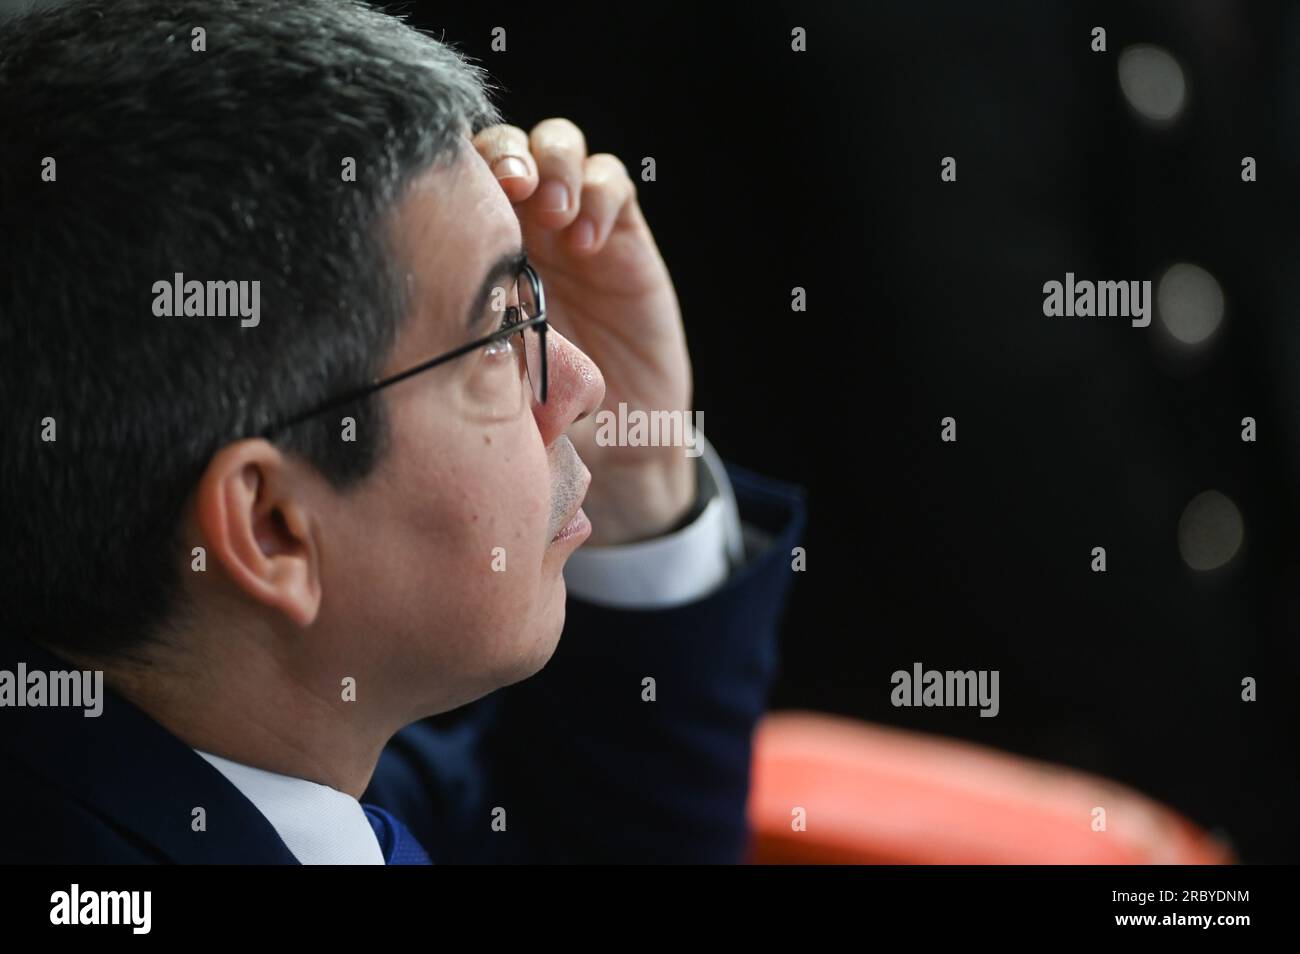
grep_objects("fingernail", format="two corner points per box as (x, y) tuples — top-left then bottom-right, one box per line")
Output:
(493, 156), (528, 179)
(537, 180), (570, 212)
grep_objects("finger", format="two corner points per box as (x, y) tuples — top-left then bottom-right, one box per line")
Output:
(562, 154), (635, 255)
(523, 117), (587, 230)
(471, 124), (539, 204)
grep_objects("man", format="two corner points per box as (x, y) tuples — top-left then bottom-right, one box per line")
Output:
(0, 0), (804, 863)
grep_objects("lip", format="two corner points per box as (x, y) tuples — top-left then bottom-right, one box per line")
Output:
(550, 471), (591, 544)
(550, 506), (591, 545)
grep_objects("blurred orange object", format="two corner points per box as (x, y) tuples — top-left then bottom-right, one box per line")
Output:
(747, 711), (1234, 864)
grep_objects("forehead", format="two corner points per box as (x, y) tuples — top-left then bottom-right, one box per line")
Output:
(385, 135), (522, 363)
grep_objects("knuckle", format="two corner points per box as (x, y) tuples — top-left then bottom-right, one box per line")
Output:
(532, 118), (587, 159)
(484, 123), (529, 151)
(587, 153), (629, 180)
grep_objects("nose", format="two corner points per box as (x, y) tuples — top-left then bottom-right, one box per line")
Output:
(532, 327), (605, 447)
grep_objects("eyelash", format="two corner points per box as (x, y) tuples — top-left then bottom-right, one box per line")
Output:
(483, 307), (519, 358)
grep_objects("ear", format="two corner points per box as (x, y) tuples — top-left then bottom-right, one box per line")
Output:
(194, 439), (323, 627)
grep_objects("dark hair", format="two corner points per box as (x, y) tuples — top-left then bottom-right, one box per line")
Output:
(0, 0), (501, 660)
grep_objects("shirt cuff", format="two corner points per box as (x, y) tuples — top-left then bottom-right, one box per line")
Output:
(562, 430), (744, 609)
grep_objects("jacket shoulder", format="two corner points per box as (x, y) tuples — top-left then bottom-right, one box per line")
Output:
(0, 750), (167, 863)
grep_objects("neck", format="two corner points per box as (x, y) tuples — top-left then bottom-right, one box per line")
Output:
(72, 632), (390, 799)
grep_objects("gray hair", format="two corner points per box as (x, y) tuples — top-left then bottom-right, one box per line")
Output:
(0, 0), (502, 659)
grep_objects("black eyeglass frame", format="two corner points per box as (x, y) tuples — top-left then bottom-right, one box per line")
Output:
(261, 263), (548, 438)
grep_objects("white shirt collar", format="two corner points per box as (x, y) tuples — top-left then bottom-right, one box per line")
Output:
(194, 749), (385, 864)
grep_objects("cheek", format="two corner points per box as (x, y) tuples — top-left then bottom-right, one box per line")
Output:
(334, 383), (556, 625)
(400, 409), (552, 584)
(407, 424), (556, 670)
(319, 387), (567, 696)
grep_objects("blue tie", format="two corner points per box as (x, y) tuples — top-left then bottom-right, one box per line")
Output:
(362, 803), (433, 865)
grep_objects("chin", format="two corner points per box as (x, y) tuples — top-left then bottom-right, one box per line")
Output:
(499, 603), (566, 687)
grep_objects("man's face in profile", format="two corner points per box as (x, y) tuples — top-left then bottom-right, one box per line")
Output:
(309, 135), (604, 718)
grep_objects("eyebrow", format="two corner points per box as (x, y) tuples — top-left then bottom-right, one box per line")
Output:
(465, 245), (528, 332)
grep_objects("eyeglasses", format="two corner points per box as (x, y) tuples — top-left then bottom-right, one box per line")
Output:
(262, 262), (548, 437)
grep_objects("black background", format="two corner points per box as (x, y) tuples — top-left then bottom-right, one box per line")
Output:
(406, 0), (1300, 863)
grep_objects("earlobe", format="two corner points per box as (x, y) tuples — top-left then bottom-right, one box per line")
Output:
(194, 440), (323, 628)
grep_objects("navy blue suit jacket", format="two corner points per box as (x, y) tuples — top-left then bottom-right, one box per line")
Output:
(0, 461), (805, 863)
